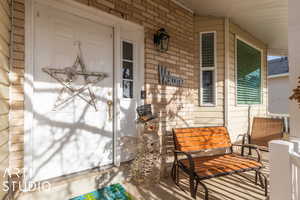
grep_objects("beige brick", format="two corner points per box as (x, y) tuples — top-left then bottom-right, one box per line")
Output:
(13, 51), (24, 60)
(10, 100), (23, 110)
(13, 10), (24, 20)
(10, 110), (24, 119)
(14, 27), (25, 36)
(13, 35), (24, 44)
(11, 134), (24, 144)
(10, 143), (24, 152)
(12, 60), (24, 68)
(14, 2), (24, 12)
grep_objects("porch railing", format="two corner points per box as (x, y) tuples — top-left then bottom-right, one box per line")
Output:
(270, 140), (300, 200)
(290, 145), (300, 200)
(268, 113), (290, 133)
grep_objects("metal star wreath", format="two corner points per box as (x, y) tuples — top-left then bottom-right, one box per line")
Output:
(42, 44), (107, 111)
(290, 76), (300, 107)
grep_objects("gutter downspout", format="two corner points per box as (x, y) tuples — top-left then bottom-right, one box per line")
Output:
(224, 18), (230, 128)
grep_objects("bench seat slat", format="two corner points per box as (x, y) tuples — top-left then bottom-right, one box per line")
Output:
(176, 136), (230, 143)
(180, 144), (230, 152)
(176, 133), (228, 137)
(179, 154), (262, 179)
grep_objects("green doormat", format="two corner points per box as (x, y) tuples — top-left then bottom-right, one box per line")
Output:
(70, 184), (133, 200)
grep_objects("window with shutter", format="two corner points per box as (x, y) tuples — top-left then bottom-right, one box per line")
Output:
(200, 32), (217, 106)
(236, 39), (262, 105)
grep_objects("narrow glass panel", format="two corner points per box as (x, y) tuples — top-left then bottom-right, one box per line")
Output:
(202, 71), (214, 104)
(123, 41), (133, 61)
(123, 80), (133, 98)
(122, 61), (133, 80)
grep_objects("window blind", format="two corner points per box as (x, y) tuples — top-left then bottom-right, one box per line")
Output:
(236, 39), (261, 104)
(202, 71), (214, 104)
(201, 32), (215, 68)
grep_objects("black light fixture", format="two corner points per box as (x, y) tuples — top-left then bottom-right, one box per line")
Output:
(154, 28), (170, 52)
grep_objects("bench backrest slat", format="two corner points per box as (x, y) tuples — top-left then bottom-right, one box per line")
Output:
(251, 117), (284, 147)
(173, 126), (232, 152)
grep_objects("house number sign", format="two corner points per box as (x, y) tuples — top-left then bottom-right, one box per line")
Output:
(158, 65), (184, 87)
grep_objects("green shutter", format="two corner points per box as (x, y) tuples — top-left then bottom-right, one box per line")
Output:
(237, 39), (261, 104)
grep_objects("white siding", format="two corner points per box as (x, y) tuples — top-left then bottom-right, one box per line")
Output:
(228, 23), (268, 142)
(194, 16), (225, 126)
(268, 76), (289, 114)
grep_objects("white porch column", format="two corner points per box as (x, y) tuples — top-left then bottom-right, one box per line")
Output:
(270, 0), (300, 199)
(269, 140), (293, 200)
(288, 0), (300, 136)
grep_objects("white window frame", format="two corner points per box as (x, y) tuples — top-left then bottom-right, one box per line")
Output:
(235, 36), (263, 106)
(199, 31), (217, 107)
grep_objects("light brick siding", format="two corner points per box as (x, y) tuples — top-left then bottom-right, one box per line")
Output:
(9, 0), (268, 174)
(0, 0), (11, 197)
(10, 0), (25, 170)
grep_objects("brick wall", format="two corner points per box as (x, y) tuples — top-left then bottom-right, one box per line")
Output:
(9, 0), (268, 174)
(9, 0), (198, 170)
(10, 0), (25, 170)
(0, 0), (11, 197)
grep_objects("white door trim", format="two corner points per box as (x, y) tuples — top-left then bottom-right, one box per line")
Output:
(24, 0), (144, 178)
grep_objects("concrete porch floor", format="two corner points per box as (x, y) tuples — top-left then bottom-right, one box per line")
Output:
(126, 152), (269, 200)
(17, 152), (269, 200)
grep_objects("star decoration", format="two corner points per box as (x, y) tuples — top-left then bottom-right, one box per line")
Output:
(42, 55), (107, 111)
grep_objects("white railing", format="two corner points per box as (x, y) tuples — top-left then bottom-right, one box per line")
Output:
(268, 113), (290, 133)
(270, 140), (300, 200)
(290, 143), (300, 200)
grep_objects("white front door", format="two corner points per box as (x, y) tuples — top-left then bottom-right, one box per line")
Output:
(31, 4), (114, 181)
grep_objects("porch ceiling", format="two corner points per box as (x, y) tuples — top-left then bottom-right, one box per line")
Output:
(179, 0), (288, 56)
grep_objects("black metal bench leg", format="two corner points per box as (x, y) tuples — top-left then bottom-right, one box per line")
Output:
(255, 171), (258, 185)
(258, 172), (264, 188)
(264, 176), (268, 196)
(171, 162), (175, 181)
(190, 175), (196, 198)
(175, 165), (179, 185)
(171, 162), (179, 186)
(259, 173), (268, 196)
(198, 181), (209, 200)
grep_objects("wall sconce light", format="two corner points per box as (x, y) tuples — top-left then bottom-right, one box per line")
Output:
(154, 28), (170, 52)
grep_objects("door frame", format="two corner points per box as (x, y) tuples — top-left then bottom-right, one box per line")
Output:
(24, 0), (144, 179)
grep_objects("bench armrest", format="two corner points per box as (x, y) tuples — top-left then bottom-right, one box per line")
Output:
(236, 133), (248, 144)
(232, 144), (262, 163)
(174, 150), (195, 172)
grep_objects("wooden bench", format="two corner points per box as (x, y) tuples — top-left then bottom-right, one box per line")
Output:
(242, 117), (284, 154)
(171, 126), (267, 199)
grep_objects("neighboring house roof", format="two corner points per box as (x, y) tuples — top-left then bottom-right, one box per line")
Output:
(268, 57), (289, 76)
